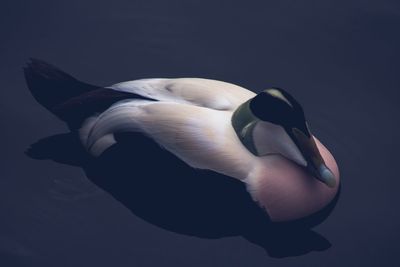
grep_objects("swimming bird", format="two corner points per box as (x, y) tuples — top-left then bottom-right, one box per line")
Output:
(24, 59), (340, 224)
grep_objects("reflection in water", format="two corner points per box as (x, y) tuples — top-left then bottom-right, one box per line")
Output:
(27, 132), (335, 258)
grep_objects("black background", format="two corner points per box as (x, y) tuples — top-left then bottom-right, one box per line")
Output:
(1, 0), (400, 266)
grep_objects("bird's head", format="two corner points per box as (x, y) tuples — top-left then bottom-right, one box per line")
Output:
(232, 88), (336, 188)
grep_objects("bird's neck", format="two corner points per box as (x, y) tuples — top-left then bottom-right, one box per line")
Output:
(232, 100), (308, 166)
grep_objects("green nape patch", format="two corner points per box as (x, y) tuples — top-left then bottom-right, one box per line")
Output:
(231, 99), (259, 156)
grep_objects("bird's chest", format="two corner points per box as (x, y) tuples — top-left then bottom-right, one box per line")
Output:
(246, 156), (337, 222)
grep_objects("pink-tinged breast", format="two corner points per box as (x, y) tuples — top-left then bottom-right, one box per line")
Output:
(246, 137), (340, 222)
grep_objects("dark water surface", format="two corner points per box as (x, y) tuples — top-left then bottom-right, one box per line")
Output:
(1, 0), (400, 266)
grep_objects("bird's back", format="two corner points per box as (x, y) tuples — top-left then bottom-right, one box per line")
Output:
(109, 77), (256, 110)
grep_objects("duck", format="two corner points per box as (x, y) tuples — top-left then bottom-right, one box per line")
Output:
(24, 58), (340, 224)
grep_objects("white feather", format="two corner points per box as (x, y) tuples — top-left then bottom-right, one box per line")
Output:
(79, 78), (339, 222)
(109, 78), (255, 110)
(85, 99), (256, 180)
(252, 121), (307, 166)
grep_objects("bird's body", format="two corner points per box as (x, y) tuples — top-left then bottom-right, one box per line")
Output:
(84, 78), (256, 178)
(24, 59), (340, 224)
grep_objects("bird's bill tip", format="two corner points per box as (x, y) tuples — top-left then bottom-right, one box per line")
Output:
(317, 164), (336, 188)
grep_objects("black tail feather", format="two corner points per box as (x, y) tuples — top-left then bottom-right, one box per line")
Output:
(24, 58), (156, 129)
(53, 87), (154, 128)
(23, 58), (100, 114)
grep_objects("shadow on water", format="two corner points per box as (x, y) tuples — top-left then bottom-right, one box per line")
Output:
(26, 132), (334, 258)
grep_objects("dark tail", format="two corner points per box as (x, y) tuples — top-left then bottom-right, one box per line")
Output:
(24, 58), (154, 129)
(24, 58), (100, 113)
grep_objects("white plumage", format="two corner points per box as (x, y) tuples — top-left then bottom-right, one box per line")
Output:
(78, 78), (340, 222)
(24, 59), (340, 223)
